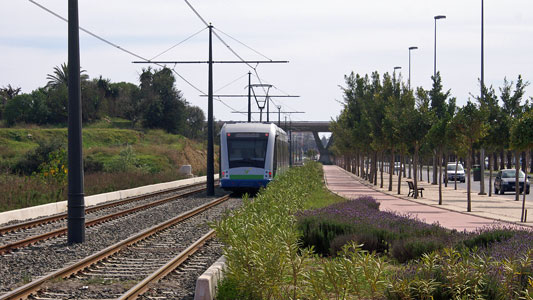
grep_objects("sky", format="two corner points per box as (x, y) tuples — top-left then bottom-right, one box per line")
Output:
(2, 0), (533, 124)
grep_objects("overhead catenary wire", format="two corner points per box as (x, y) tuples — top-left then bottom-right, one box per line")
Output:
(180, 0), (298, 121)
(214, 27), (273, 62)
(215, 72), (249, 93)
(150, 26), (208, 61)
(28, 0), (150, 63)
(28, 0), (244, 116)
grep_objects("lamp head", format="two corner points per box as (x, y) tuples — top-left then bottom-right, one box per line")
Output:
(434, 15), (446, 20)
(409, 46), (418, 50)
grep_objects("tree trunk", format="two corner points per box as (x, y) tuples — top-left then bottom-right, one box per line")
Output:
(414, 146), (419, 199)
(522, 151), (529, 222)
(488, 153), (493, 197)
(515, 150), (520, 201)
(438, 150), (443, 205)
(427, 156), (430, 183)
(397, 154), (403, 195)
(418, 155), (424, 181)
(507, 150), (513, 169)
(522, 151), (527, 172)
(374, 152), (378, 186)
(389, 149), (394, 191)
(403, 155), (407, 178)
(408, 155), (412, 179)
(444, 152), (448, 188)
(380, 151), (384, 188)
(479, 148), (486, 195)
(454, 160), (459, 190)
(432, 151), (438, 185)
(467, 153), (472, 212)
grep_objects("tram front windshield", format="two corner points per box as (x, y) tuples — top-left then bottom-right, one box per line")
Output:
(227, 133), (268, 169)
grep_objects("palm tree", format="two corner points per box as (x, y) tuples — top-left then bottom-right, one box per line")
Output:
(46, 63), (88, 88)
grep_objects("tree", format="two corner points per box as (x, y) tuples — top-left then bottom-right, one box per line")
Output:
(425, 72), (455, 204)
(46, 63), (89, 88)
(499, 76), (529, 169)
(403, 88), (432, 198)
(474, 83), (501, 196)
(139, 68), (187, 134)
(510, 110), (533, 221)
(0, 84), (21, 121)
(183, 105), (206, 140)
(449, 101), (488, 212)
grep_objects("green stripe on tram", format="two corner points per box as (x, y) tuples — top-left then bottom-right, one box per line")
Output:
(229, 175), (264, 180)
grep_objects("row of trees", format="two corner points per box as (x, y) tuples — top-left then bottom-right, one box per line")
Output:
(330, 71), (533, 217)
(0, 65), (206, 140)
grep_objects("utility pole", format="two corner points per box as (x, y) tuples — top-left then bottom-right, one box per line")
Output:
(206, 24), (214, 196)
(479, 0), (486, 195)
(67, 0), (85, 244)
(134, 26), (288, 196)
(247, 72), (251, 122)
(277, 105), (281, 127)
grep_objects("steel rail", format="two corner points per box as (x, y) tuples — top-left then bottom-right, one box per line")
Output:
(0, 194), (230, 300)
(117, 230), (217, 300)
(0, 181), (208, 235)
(0, 185), (208, 254)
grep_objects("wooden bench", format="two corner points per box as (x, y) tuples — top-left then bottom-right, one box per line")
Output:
(407, 181), (424, 198)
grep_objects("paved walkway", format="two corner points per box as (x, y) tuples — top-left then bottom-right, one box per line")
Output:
(324, 165), (531, 232)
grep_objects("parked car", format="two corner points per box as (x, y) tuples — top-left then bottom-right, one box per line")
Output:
(494, 169), (531, 195)
(446, 163), (465, 183)
(394, 162), (404, 172)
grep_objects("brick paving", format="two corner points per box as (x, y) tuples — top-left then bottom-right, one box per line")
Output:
(324, 165), (531, 232)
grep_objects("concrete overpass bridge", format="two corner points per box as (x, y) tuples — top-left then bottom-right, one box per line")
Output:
(218, 121), (333, 165)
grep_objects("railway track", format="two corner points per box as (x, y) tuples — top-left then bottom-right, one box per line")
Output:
(0, 182), (210, 255)
(0, 195), (231, 300)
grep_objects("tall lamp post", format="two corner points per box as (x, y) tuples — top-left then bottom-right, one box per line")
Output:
(479, 0), (486, 195)
(432, 15), (446, 186)
(434, 15), (446, 78)
(393, 66), (402, 79)
(408, 46), (418, 90)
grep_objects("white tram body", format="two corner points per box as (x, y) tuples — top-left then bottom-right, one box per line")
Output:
(220, 122), (289, 191)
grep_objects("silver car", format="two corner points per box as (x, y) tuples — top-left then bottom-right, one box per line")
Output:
(446, 163), (465, 183)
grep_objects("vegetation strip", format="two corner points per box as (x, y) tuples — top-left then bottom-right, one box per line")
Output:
(214, 162), (533, 299)
(0, 186), (206, 254)
(0, 195), (229, 300)
(117, 230), (216, 300)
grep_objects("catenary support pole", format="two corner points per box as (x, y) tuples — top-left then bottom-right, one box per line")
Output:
(207, 24), (215, 196)
(67, 0), (85, 244)
(247, 72), (251, 122)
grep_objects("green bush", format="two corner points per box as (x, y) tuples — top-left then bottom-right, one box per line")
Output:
(12, 138), (64, 175)
(460, 229), (515, 250)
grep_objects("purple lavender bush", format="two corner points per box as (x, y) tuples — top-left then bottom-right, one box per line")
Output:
(297, 195), (457, 261)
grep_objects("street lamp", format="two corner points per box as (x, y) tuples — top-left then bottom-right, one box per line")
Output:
(434, 15), (446, 78)
(408, 46), (418, 90)
(393, 66), (402, 77)
(479, 0), (486, 196)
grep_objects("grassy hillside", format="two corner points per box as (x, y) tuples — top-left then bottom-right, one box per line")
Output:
(0, 125), (215, 212)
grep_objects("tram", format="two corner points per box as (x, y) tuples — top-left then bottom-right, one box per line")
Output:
(219, 122), (289, 191)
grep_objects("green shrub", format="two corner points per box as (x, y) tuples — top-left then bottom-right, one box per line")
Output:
(12, 138), (64, 175)
(460, 229), (515, 250)
(391, 237), (445, 263)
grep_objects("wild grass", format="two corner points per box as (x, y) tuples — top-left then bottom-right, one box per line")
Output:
(0, 127), (210, 212)
(0, 170), (187, 212)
